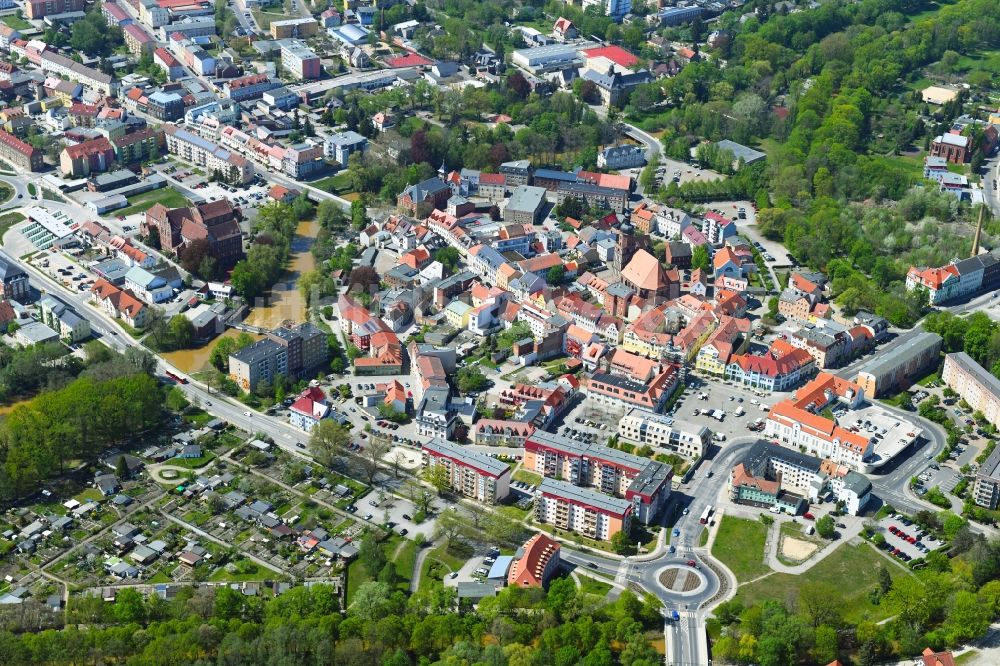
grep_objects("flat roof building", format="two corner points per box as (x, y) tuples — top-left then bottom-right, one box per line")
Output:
(854, 332), (942, 398)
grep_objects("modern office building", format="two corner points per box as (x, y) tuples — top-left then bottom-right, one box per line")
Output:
(617, 409), (709, 459)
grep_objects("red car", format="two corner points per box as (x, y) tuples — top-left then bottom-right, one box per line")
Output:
(892, 548), (901, 556)
(802, 512), (815, 521)
(686, 560), (696, 567)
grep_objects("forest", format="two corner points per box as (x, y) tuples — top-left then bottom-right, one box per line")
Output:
(0, 577), (667, 666)
(0, 346), (165, 501)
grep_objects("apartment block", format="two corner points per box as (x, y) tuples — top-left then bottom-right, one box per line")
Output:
(0, 128), (42, 171)
(26, 0), (84, 19)
(281, 40), (322, 80)
(523, 430), (671, 524)
(854, 332), (942, 398)
(421, 437), (510, 504)
(973, 445), (1000, 510)
(534, 478), (632, 541)
(617, 409), (709, 459)
(942, 352), (1000, 429)
(228, 339), (288, 392)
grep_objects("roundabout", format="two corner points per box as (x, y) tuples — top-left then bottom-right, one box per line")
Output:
(657, 564), (709, 596)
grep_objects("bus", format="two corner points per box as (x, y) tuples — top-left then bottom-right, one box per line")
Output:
(699, 505), (714, 525)
(165, 370), (188, 385)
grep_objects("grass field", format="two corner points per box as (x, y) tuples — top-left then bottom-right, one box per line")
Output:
(252, 9), (286, 29)
(313, 172), (354, 194)
(0, 212), (25, 243)
(117, 188), (189, 216)
(512, 469), (542, 486)
(577, 576), (613, 597)
(2, 16), (32, 30)
(734, 542), (907, 623)
(956, 50), (1000, 76)
(711, 516), (770, 583)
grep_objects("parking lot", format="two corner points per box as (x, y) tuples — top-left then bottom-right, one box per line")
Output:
(354, 489), (439, 541)
(442, 545), (503, 588)
(874, 514), (942, 563)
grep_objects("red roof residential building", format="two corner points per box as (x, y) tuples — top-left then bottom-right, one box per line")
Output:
(508, 533), (560, 587)
(921, 647), (956, 666)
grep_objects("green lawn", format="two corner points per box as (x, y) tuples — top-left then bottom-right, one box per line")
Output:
(168, 452), (216, 469)
(117, 188), (190, 217)
(251, 9), (286, 29)
(0, 212), (24, 242)
(393, 539), (418, 590)
(734, 543), (908, 623)
(313, 172), (354, 194)
(512, 469), (543, 486)
(577, 576), (613, 597)
(208, 561), (268, 582)
(2, 16), (32, 30)
(955, 49), (1000, 76)
(711, 516), (770, 583)
(72, 488), (104, 504)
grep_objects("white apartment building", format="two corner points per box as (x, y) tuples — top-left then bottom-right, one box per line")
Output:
(942, 352), (1000, 428)
(617, 409), (708, 459)
(422, 437), (510, 504)
(534, 478), (632, 541)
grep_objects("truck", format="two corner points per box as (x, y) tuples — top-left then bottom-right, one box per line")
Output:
(735, 406), (745, 417)
(711, 409), (725, 422)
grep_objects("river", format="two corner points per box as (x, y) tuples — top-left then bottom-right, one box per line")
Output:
(243, 217), (318, 329)
(161, 217), (319, 375)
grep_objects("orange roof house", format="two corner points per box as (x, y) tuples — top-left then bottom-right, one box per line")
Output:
(921, 648), (956, 666)
(508, 533), (561, 588)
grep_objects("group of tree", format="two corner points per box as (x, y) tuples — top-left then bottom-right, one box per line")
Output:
(924, 311), (1000, 378)
(630, 0), (1000, 327)
(0, 569), (670, 666)
(230, 201), (298, 301)
(0, 367), (163, 500)
(71, 6), (123, 57)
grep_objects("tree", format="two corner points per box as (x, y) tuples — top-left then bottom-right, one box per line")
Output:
(815, 515), (835, 539)
(610, 530), (633, 555)
(316, 199), (347, 230)
(309, 420), (350, 467)
(434, 246), (460, 273)
(691, 244), (711, 271)
(456, 366), (488, 394)
(546, 265), (566, 285)
(767, 296), (780, 319)
(359, 438), (387, 484)
(426, 464), (451, 495)
(167, 315), (195, 350)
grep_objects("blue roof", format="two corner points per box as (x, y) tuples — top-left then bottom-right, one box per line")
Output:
(488, 555), (514, 579)
(533, 168), (576, 181)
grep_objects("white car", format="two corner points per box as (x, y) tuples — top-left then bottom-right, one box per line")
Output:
(243, 411), (252, 417)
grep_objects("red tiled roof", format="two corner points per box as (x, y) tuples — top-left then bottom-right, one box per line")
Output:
(386, 53), (433, 68)
(582, 45), (639, 68)
(0, 128), (37, 158)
